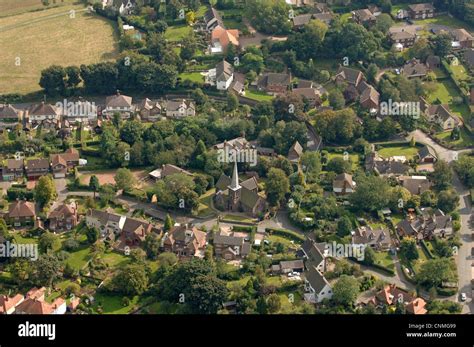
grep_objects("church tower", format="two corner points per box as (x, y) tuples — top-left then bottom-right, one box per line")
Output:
(228, 161), (241, 211)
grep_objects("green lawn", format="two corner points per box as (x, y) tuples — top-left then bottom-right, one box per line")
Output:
(223, 18), (246, 32)
(373, 251), (395, 271)
(378, 146), (419, 160)
(267, 235), (300, 250)
(450, 64), (470, 82)
(101, 251), (129, 268)
(196, 188), (215, 218)
(327, 152), (360, 171)
(66, 246), (92, 270)
(164, 24), (192, 42)
(434, 128), (474, 148)
(427, 78), (471, 120)
(178, 71), (204, 83)
(413, 14), (474, 32)
(92, 293), (140, 314)
(245, 89), (274, 102)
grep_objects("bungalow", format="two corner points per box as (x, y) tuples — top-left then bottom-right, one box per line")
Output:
(162, 224), (207, 259)
(0, 294), (24, 314)
(425, 104), (461, 130)
(256, 73), (291, 95)
(0, 104), (20, 129)
(148, 164), (193, 181)
(398, 175), (432, 195)
(402, 59), (428, 78)
(103, 92), (134, 119)
(352, 226), (392, 251)
(272, 259), (304, 274)
(137, 98), (162, 122)
(48, 202), (78, 232)
(408, 3), (435, 19)
(27, 102), (60, 124)
(25, 159), (50, 180)
(333, 173), (356, 195)
(213, 228), (251, 260)
(288, 141), (304, 163)
(165, 99), (195, 118)
(2, 159), (24, 181)
(8, 200), (36, 227)
(365, 152), (410, 177)
(210, 25), (239, 54)
(417, 145), (437, 163)
(303, 265), (333, 303)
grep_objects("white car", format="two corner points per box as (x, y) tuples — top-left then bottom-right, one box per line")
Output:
(461, 293), (467, 302)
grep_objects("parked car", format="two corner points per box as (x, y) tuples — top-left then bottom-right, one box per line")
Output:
(461, 293), (467, 302)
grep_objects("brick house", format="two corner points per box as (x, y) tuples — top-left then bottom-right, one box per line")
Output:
(8, 200), (36, 227)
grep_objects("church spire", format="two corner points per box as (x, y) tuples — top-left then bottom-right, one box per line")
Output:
(229, 161), (241, 191)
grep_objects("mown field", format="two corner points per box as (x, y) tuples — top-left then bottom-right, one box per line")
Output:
(0, 0), (80, 18)
(0, 3), (119, 94)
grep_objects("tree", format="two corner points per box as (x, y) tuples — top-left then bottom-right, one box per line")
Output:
(431, 160), (452, 190)
(244, 0), (292, 35)
(112, 264), (149, 296)
(437, 189), (459, 213)
(366, 63), (379, 84)
(120, 120), (145, 145)
(326, 157), (351, 174)
(34, 175), (57, 207)
(375, 13), (393, 33)
(416, 258), (457, 289)
(266, 168), (290, 207)
(300, 151), (321, 183)
(349, 175), (390, 212)
(226, 92), (239, 112)
(164, 214), (174, 231)
(39, 65), (66, 95)
(99, 184), (116, 205)
(328, 89), (345, 110)
(157, 252), (178, 268)
(432, 32), (452, 57)
(86, 227), (99, 244)
(400, 238), (419, 261)
(333, 275), (360, 307)
(89, 175), (100, 198)
(32, 254), (62, 287)
(337, 216), (353, 237)
(363, 246), (376, 265)
(115, 168), (136, 193)
(188, 275), (229, 314)
(143, 233), (161, 260)
(266, 294), (281, 313)
(38, 232), (59, 254)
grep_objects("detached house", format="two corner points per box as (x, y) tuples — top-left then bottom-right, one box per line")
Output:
(0, 104), (20, 129)
(352, 8), (378, 25)
(352, 226), (392, 251)
(334, 66), (364, 87)
(105, 0), (136, 16)
(288, 141), (303, 163)
(165, 99), (195, 118)
(215, 60), (234, 91)
(451, 29), (473, 49)
(25, 159), (50, 180)
(375, 284), (427, 314)
(14, 287), (66, 315)
(256, 73), (291, 95)
(210, 25), (239, 54)
(48, 202), (78, 232)
(204, 7), (224, 32)
(417, 145), (437, 163)
(398, 175), (432, 195)
(2, 159), (24, 181)
(103, 93), (134, 119)
(333, 173), (356, 195)
(0, 294), (25, 314)
(303, 265), (333, 303)
(425, 104), (461, 130)
(8, 200), (36, 227)
(213, 228), (251, 260)
(162, 224), (207, 259)
(402, 58), (428, 79)
(137, 98), (162, 122)
(396, 208), (453, 240)
(119, 217), (160, 249)
(86, 209), (126, 238)
(390, 30), (416, 49)
(408, 3), (435, 19)
(301, 239), (327, 273)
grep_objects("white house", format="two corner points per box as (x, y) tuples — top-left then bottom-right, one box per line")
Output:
(27, 102), (60, 124)
(304, 266), (333, 303)
(86, 209), (126, 237)
(215, 60), (234, 91)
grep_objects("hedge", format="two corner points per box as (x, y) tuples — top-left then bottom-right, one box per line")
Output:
(420, 240), (436, 259)
(436, 287), (458, 297)
(232, 225), (256, 233)
(265, 227), (305, 243)
(6, 188), (34, 201)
